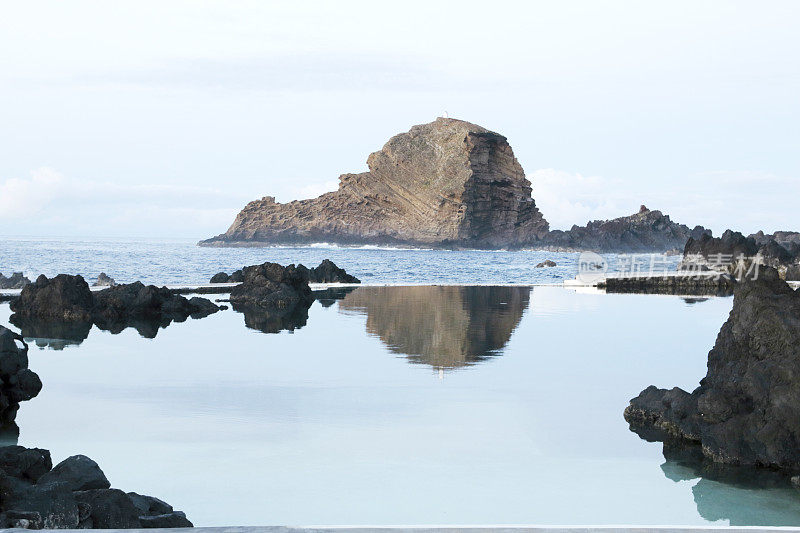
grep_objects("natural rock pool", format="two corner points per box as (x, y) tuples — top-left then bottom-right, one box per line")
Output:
(4, 285), (800, 526)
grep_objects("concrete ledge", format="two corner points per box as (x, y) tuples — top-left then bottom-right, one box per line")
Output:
(7, 527), (800, 533)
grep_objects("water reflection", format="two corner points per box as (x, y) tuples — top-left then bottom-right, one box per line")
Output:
(338, 286), (530, 370)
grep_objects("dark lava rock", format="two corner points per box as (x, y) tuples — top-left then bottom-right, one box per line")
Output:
(684, 230), (759, 261)
(0, 327), (42, 425)
(38, 455), (110, 491)
(93, 282), (219, 321)
(92, 272), (116, 287)
(308, 259), (361, 283)
(0, 471), (80, 528)
(209, 272), (230, 283)
(10, 274), (94, 321)
(600, 273), (736, 296)
(74, 489), (142, 528)
(535, 260), (557, 268)
(625, 267), (800, 470)
(139, 511), (193, 528)
(540, 206), (710, 253)
(230, 262), (313, 309)
(0, 446), (52, 482)
(228, 269), (244, 283)
(0, 445), (191, 529)
(0, 272), (31, 290)
(127, 492), (173, 516)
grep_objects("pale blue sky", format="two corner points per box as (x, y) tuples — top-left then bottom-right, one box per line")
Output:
(1, 1), (798, 238)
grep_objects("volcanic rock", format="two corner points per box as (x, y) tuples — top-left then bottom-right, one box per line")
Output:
(229, 262), (313, 310)
(535, 260), (557, 268)
(308, 259), (361, 283)
(624, 267), (800, 471)
(201, 117), (549, 249)
(0, 327), (42, 426)
(0, 445), (191, 529)
(10, 275), (94, 321)
(541, 206), (709, 252)
(0, 272), (31, 290)
(92, 273), (116, 287)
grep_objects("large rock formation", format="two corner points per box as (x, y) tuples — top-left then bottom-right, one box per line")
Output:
(541, 205), (710, 252)
(0, 273), (31, 290)
(0, 447), (192, 528)
(624, 268), (800, 471)
(201, 118), (549, 249)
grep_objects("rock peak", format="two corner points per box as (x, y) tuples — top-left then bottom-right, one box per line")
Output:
(201, 118), (549, 249)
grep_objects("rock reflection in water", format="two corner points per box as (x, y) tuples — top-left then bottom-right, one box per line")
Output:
(338, 286), (530, 370)
(649, 438), (800, 525)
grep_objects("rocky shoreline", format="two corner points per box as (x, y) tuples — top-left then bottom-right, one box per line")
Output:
(624, 267), (800, 472)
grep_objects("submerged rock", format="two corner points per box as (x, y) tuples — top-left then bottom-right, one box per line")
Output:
(535, 260), (557, 268)
(541, 205), (710, 253)
(308, 259), (361, 283)
(0, 327), (42, 426)
(624, 267), (800, 471)
(0, 272), (31, 290)
(0, 445), (192, 529)
(201, 117), (549, 249)
(92, 273), (116, 287)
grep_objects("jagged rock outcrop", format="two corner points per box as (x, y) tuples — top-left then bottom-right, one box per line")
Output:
(0, 327), (41, 429)
(308, 259), (361, 283)
(0, 273), (31, 290)
(541, 205), (710, 252)
(624, 267), (800, 471)
(92, 273), (116, 287)
(681, 230), (800, 280)
(9, 275), (221, 339)
(0, 446), (191, 528)
(338, 286), (530, 370)
(229, 262), (313, 309)
(535, 260), (556, 268)
(201, 117), (549, 249)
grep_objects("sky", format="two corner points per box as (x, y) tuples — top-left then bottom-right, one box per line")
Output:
(0, 1), (798, 239)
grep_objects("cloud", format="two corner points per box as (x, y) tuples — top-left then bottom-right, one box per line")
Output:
(530, 168), (800, 235)
(0, 167), (250, 238)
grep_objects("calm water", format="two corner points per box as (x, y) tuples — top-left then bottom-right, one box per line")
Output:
(0, 237), (680, 285)
(4, 281), (800, 526)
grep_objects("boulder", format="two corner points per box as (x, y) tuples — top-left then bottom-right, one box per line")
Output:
(228, 269), (244, 283)
(139, 511), (193, 528)
(0, 446), (52, 482)
(92, 273), (116, 287)
(92, 282), (219, 321)
(209, 272), (230, 283)
(229, 262), (313, 310)
(308, 259), (361, 283)
(535, 260), (557, 268)
(0, 272), (31, 290)
(74, 489), (141, 528)
(624, 267), (800, 470)
(10, 274), (93, 321)
(0, 445), (191, 529)
(200, 117), (549, 249)
(38, 455), (110, 491)
(127, 492), (173, 516)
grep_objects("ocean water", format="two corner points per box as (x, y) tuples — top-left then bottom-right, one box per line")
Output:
(2, 238), (799, 526)
(0, 237), (681, 286)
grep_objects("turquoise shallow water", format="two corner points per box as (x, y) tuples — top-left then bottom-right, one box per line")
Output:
(3, 282), (800, 527)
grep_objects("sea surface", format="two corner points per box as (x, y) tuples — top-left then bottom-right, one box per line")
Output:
(0, 237), (682, 286)
(2, 238), (799, 527)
